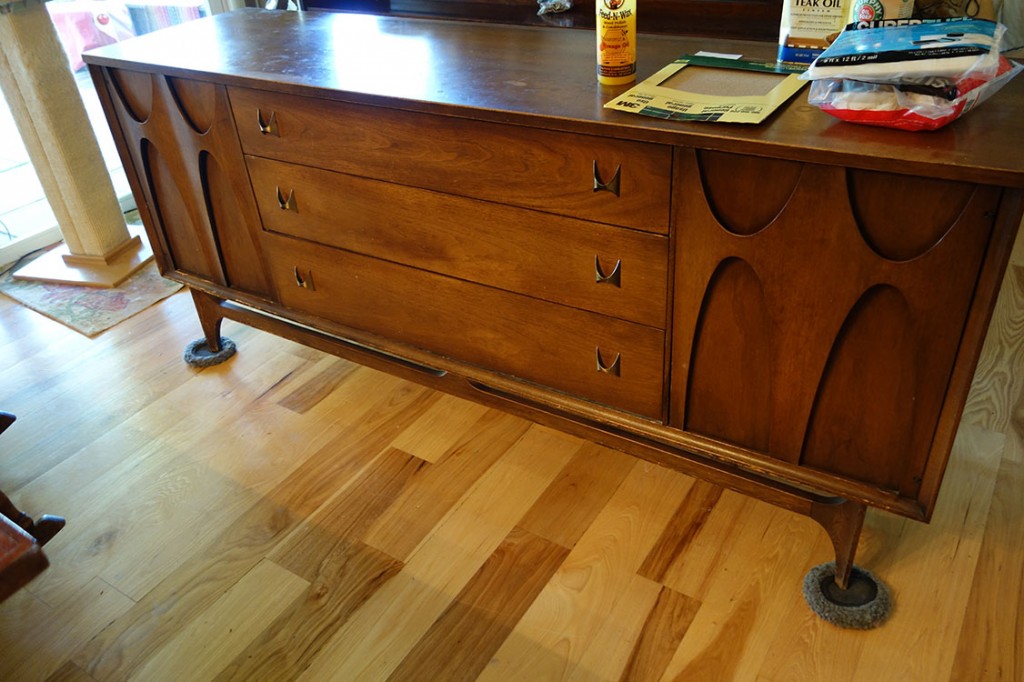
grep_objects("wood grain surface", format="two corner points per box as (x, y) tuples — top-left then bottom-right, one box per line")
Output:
(0, 248), (1021, 680)
(83, 10), (1024, 189)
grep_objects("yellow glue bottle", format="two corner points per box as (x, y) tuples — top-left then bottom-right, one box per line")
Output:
(596, 0), (636, 85)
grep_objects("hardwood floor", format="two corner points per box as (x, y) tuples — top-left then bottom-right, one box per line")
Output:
(0, 237), (1021, 680)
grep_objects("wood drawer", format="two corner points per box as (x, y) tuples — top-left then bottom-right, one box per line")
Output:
(248, 156), (669, 328)
(229, 87), (671, 233)
(264, 233), (666, 419)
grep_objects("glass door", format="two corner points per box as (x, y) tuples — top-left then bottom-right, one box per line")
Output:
(0, 89), (61, 269)
(0, 0), (216, 270)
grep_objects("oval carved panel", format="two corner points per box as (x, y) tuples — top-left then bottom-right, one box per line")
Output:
(849, 170), (974, 262)
(697, 150), (802, 236)
(108, 69), (153, 123)
(801, 285), (917, 491)
(201, 151), (269, 295)
(685, 258), (773, 452)
(166, 76), (217, 135)
(143, 140), (210, 277)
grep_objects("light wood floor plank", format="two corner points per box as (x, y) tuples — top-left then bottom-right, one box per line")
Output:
(567, 573), (663, 682)
(295, 425), (580, 681)
(388, 393), (492, 464)
(518, 441), (636, 550)
(0, 577), (133, 681)
(72, 497), (296, 681)
(1008, 416), (1024, 463)
(658, 490), (754, 601)
(17, 334), (307, 606)
(45, 660), (96, 682)
(0, 290), (78, 359)
(0, 584), (44, 644)
(619, 585), (701, 682)
(754, 531), (869, 682)
(388, 527), (570, 682)
(0, 289), (191, 387)
(22, 437), (256, 608)
(1012, 216), (1024, 268)
(8, 414), (188, 541)
(963, 265), (1024, 434)
(0, 295), (201, 489)
(131, 558), (308, 681)
(755, 425), (1008, 682)
(239, 366), (436, 511)
(660, 503), (823, 681)
(0, 259), (1021, 681)
(949, 457), (1024, 681)
(218, 541), (403, 681)
(271, 447), (426, 580)
(639, 479), (723, 584)
(69, 368), (435, 680)
(849, 424), (1004, 682)
(480, 462), (693, 681)
(274, 356), (360, 414)
(662, 586), (761, 682)
(362, 410), (533, 561)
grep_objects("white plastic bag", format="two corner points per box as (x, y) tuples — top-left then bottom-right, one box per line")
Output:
(803, 17), (1021, 130)
(802, 18), (1006, 82)
(807, 55), (1023, 130)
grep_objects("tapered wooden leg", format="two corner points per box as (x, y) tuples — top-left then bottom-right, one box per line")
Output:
(809, 498), (866, 590)
(191, 288), (226, 353)
(804, 498), (891, 628)
(183, 289), (237, 367)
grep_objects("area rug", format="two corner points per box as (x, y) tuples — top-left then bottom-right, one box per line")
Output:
(0, 257), (182, 337)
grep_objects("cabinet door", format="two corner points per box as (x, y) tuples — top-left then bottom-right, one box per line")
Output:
(670, 148), (1001, 510)
(92, 68), (273, 298)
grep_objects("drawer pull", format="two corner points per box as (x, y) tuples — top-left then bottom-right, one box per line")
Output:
(595, 348), (621, 376)
(257, 108), (278, 136)
(594, 256), (622, 287)
(276, 186), (296, 211)
(293, 267), (313, 289)
(593, 161), (621, 197)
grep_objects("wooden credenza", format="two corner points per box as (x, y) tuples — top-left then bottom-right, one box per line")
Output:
(84, 9), (1024, 617)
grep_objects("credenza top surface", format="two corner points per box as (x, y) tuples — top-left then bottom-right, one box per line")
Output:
(84, 8), (1024, 187)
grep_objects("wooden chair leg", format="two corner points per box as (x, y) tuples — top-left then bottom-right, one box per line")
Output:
(0, 413), (65, 546)
(0, 411), (14, 436)
(0, 496), (66, 546)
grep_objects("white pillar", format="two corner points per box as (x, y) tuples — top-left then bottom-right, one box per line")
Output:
(0, 0), (150, 287)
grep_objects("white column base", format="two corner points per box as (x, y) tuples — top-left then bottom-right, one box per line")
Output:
(13, 225), (153, 288)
